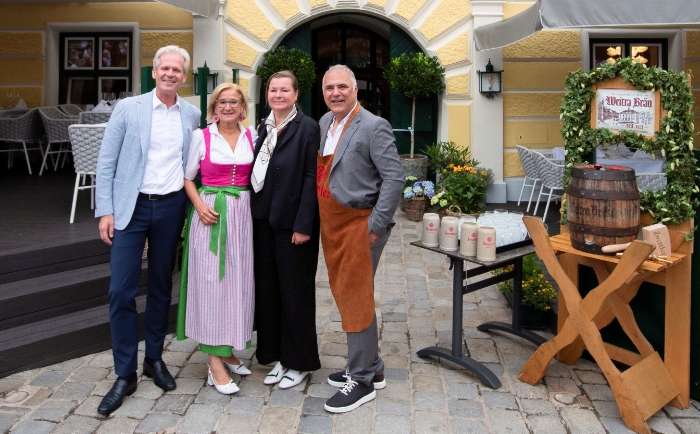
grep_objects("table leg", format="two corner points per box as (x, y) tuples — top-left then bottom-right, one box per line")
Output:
(416, 258), (502, 389)
(477, 256), (548, 347)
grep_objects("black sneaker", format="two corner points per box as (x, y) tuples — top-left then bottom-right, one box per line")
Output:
(324, 377), (376, 413)
(327, 369), (386, 390)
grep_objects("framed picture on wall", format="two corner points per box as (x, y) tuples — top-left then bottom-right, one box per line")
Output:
(98, 77), (129, 101)
(64, 37), (95, 70)
(99, 37), (130, 70)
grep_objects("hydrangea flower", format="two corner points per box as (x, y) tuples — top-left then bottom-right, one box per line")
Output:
(403, 186), (415, 200)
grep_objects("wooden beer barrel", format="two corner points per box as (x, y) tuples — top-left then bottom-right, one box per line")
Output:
(567, 164), (639, 254)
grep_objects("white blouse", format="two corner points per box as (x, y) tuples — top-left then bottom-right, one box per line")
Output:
(184, 122), (257, 180)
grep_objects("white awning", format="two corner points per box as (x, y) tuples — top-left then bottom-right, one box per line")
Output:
(475, 0), (700, 51)
(155, 0), (220, 19)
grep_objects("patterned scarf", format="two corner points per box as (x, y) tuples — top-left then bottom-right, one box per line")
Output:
(251, 106), (297, 192)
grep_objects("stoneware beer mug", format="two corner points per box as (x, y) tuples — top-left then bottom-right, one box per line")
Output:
(477, 226), (497, 261)
(460, 222), (478, 257)
(440, 216), (459, 252)
(422, 213), (440, 247)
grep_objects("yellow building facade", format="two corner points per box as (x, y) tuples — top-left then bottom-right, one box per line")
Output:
(1, 0), (697, 201)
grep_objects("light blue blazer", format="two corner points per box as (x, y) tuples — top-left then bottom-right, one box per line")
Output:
(95, 90), (201, 230)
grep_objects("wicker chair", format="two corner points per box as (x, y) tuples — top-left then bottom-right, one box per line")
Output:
(531, 150), (565, 222)
(68, 124), (105, 223)
(636, 172), (667, 193)
(79, 111), (112, 124)
(38, 107), (78, 175)
(0, 108), (45, 174)
(515, 145), (542, 212)
(58, 104), (83, 117)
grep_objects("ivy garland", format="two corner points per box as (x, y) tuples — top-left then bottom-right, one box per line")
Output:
(560, 57), (697, 227)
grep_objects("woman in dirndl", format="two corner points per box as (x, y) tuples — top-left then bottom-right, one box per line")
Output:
(176, 82), (256, 395)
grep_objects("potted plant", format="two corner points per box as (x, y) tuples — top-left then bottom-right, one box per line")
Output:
(403, 180), (435, 222)
(491, 254), (557, 329)
(440, 164), (494, 215)
(256, 47), (316, 117)
(424, 141), (478, 178)
(383, 52), (446, 180)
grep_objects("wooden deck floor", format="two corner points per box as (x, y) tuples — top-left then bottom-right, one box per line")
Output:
(0, 161), (99, 255)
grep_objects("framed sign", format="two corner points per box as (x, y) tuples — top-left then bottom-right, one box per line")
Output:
(590, 77), (662, 138)
(98, 77), (129, 100)
(99, 37), (130, 70)
(64, 37), (94, 70)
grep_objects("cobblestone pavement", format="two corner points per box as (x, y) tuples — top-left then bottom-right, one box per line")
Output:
(1, 213), (699, 433)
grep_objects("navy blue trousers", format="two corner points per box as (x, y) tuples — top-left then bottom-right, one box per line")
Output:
(108, 191), (187, 376)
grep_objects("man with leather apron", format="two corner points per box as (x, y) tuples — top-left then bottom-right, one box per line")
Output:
(317, 65), (404, 413)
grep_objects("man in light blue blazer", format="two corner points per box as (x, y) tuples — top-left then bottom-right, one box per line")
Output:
(95, 45), (200, 415)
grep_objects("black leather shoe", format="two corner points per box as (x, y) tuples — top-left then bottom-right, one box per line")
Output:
(142, 358), (176, 391)
(97, 376), (137, 415)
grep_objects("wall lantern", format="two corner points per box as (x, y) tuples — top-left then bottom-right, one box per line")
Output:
(193, 62), (219, 95)
(476, 59), (503, 98)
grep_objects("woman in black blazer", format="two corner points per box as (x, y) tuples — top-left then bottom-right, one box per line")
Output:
(250, 70), (321, 388)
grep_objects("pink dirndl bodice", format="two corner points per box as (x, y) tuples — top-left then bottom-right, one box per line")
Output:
(200, 127), (254, 187)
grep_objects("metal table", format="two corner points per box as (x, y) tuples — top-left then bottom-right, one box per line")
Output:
(410, 239), (547, 388)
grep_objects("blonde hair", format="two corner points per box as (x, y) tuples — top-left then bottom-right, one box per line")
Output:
(207, 82), (248, 121)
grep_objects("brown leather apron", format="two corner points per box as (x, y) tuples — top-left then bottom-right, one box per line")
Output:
(317, 104), (374, 332)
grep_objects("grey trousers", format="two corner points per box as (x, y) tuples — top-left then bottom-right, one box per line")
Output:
(346, 228), (391, 386)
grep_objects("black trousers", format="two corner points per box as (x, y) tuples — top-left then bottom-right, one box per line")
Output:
(253, 218), (321, 371)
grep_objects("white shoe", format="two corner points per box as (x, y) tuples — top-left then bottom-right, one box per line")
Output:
(279, 369), (309, 389)
(263, 362), (288, 385)
(223, 359), (251, 376)
(207, 366), (239, 395)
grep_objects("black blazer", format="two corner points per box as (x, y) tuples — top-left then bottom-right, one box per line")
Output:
(250, 110), (320, 235)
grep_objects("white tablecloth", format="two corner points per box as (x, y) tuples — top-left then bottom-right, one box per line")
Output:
(550, 147), (665, 173)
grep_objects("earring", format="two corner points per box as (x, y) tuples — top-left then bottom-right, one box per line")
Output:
(212, 114), (220, 122)
(238, 113), (245, 121)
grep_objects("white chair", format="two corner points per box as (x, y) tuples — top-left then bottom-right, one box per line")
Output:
(0, 108), (45, 174)
(38, 107), (78, 175)
(68, 124), (105, 223)
(79, 111), (111, 124)
(636, 172), (667, 193)
(515, 145), (541, 212)
(531, 150), (565, 222)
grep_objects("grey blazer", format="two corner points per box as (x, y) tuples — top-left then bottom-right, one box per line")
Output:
(95, 90), (201, 230)
(319, 107), (404, 237)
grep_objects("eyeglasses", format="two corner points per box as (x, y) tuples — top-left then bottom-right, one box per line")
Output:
(216, 99), (241, 108)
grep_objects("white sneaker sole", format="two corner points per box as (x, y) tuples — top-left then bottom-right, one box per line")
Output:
(324, 390), (376, 413)
(327, 378), (386, 390)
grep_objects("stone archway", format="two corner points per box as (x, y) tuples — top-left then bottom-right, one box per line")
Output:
(220, 0), (473, 150)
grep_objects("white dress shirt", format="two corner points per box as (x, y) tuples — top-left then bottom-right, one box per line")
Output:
(184, 122), (257, 180)
(323, 102), (358, 156)
(140, 92), (184, 194)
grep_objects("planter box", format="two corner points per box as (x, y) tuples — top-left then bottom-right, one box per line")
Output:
(502, 290), (548, 331)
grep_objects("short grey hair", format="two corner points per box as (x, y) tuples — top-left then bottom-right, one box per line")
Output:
(153, 45), (191, 75)
(322, 64), (357, 87)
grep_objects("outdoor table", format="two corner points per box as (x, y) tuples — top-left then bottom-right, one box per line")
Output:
(410, 239), (546, 389)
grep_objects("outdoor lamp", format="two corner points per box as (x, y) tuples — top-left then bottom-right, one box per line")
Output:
(477, 59), (503, 98)
(193, 66), (219, 95)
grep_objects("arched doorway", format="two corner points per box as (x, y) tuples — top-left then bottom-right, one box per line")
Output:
(311, 23), (390, 121)
(262, 14), (438, 157)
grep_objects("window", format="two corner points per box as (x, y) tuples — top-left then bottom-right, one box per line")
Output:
(590, 38), (667, 69)
(59, 32), (132, 108)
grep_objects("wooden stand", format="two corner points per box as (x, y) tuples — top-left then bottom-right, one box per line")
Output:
(519, 216), (692, 434)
